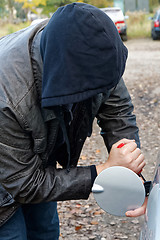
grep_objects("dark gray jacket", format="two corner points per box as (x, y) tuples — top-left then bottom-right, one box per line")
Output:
(0, 21), (139, 226)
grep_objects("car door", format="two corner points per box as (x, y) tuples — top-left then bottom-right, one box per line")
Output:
(140, 152), (160, 240)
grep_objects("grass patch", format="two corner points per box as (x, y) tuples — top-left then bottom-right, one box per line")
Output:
(126, 11), (152, 39)
(0, 22), (31, 38)
(0, 11), (154, 39)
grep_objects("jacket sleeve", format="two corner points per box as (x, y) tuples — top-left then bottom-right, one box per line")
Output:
(97, 78), (140, 152)
(0, 105), (92, 204)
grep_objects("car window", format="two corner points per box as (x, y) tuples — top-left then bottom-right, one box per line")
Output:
(154, 10), (160, 20)
(158, 11), (160, 21)
(102, 9), (124, 22)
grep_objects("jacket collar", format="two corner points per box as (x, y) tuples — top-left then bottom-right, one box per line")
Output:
(30, 25), (57, 123)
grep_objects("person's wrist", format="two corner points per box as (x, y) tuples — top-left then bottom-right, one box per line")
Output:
(96, 161), (110, 175)
(96, 164), (103, 175)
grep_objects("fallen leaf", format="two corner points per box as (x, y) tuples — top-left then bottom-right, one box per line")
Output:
(76, 204), (81, 208)
(90, 221), (98, 225)
(93, 210), (103, 215)
(75, 225), (82, 231)
(96, 149), (100, 153)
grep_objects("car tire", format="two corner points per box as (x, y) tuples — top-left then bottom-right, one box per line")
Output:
(121, 34), (128, 41)
(151, 31), (158, 40)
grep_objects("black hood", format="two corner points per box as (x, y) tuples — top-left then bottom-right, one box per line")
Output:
(40, 3), (128, 107)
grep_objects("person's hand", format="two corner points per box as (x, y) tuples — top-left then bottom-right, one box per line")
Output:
(125, 197), (148, 217)
(96, 138), (145, 175)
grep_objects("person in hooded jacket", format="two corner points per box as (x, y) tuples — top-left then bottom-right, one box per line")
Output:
(0, 3), (146, 240)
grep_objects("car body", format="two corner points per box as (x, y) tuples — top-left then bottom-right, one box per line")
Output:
(151, 9), (160, 40)
(100, 7), (128, 41)
(140, 152), (160, 240)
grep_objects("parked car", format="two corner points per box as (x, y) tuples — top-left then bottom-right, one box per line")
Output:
(100, 7), (128, 41)
(140, 152), (160, 240)
(151, 9), (160, 40)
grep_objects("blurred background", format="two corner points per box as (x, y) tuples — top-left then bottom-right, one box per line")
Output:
(0, 0), (160, 40)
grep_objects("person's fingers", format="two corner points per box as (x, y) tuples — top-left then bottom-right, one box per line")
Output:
(126, 207), (145, 217)
(130, 148), (141, 160)
(131, 149), (145, 165)
(125, 198), (148, 217)
(122, 141), (137, 153)
(109, 139), (145, 174)
(137, 160), (146, 172)
(113, 138), (135, 148)
(131, 151), (145, 173)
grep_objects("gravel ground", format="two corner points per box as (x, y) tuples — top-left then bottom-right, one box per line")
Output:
(58, 38), (160, 240)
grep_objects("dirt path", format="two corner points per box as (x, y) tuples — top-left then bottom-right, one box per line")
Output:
(58, 38), (160, 240)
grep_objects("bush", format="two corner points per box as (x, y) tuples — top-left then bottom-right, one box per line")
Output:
(126, 11), (152, 39)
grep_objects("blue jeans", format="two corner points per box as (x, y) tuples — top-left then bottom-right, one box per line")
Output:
(0, 202), (59, 240)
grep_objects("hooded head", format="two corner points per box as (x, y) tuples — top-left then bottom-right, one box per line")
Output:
(40, 3), (128, 108)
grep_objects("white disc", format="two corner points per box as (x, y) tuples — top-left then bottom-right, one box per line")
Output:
(92, 166), (145, 216)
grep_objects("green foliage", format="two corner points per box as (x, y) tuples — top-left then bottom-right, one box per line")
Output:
(54, 0), (75, 6)
(85, 0), (113, 8)
(41, 0), (57, 15)
(0, 0), (7, 17)
(126, 11), (151, 38)
(14, 2), (26, 19)
(149, 0), (160, 12)
(2, 0), (16, 21)
(0, 0), (27, 20)
(42, 0), (113, 16)
(0, 0), (6, 9)
(0, 9), (154, 40)
(15, 0), (46, 14)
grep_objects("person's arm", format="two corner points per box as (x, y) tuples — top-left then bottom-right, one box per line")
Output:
(96, 78), (145, 174)
(97, 78), (140, 151)
(95, 78), (146, 216)
(0, 104), (92, 204)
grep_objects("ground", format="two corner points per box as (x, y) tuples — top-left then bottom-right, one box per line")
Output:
(58, 38), (160, 240)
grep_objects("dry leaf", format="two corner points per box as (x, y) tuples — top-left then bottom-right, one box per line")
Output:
(121, 220), (127, 224)
(93, 210), (103, 215)
(90, 221), (98, 225)
(75, 225), (82, 231)
(76, 204), (81, 208)
(96, 149), (100, 153)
